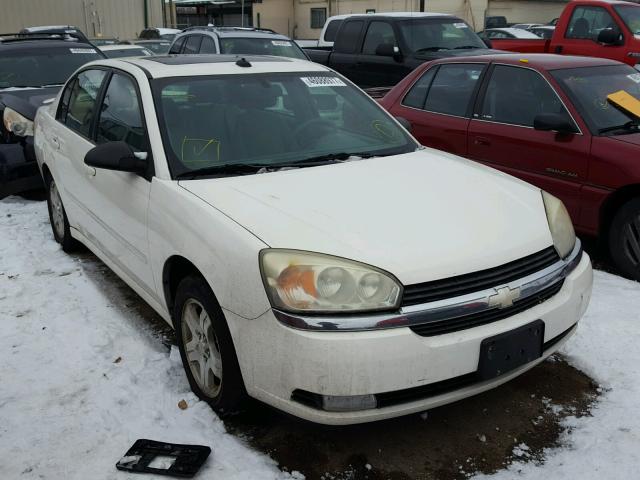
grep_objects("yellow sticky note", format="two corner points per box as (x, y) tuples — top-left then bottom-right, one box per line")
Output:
(607, 90), (640, 119)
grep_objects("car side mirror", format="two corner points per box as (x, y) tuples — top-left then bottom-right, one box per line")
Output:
(394, 116), (412, 133)
(482, 38), (493, 49)
(598, 28), (622, 46)
(533, 113), (575, 134)
(376, 43), (401, 59)
(85, 141), (148, 174)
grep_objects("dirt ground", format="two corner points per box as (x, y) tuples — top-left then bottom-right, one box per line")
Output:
(75, 239), (602, 480)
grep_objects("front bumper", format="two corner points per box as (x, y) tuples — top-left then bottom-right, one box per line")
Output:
(0, 138), (43, 199)
(227, 251), (592, 425)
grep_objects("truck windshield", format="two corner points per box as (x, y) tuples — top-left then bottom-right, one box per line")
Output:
(0, 47), (101, 89)
(552, 65), (640, 134)
(615, 5), (640, 35)
(399, 18), (486, 53)
(154, 72), (417, 178)
(219, 38), (308, 60)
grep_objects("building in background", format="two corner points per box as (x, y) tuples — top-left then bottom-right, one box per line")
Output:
(253, 0), (569, 39)
(170, 0), (255, 28)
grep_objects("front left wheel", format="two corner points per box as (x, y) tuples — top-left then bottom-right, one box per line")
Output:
(173, 275), (247, 414)
(45, 176), (80, 253)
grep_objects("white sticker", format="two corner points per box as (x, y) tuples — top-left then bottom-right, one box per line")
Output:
(69, 48), (98, 54)
(453, 22), (468, 29)
(627, 73), (640, 83)
(272, 40), (292, 47)
(301, 76), (347, 87)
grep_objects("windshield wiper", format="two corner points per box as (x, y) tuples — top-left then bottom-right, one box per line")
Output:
(454, 45), (482, 49)
(260, 152), (377, 170)
(598, 120), (640, 135)
(415, 46), (448, 53)
(175, 163), (265, 179)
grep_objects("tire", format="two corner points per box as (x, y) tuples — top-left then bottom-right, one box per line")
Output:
(45, 176), (81, 253)
(173, 275), (247, 414)
(609, 198), (640, 281)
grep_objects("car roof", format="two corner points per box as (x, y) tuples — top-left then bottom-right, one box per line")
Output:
(428, 53), (623, 70)
(487, 28), (541, 38)
(326, 12), (453, 20)
(0, 38), (94, 50)
(178, 27), (292, 40)
(91, 55), (330, 79)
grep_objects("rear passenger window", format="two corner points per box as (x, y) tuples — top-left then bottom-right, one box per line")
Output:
(362, 21), (397, 54)
(424, 64), (484, 117)
(334, 20), (363, 54)
(63, 69), (107, 138)
(200, 36), (217, 54)
(323, 19), (343, 43)
(184, 35), (202, 54)
(96, 73), (147, 151)
(169, 36), (185, 54)
(402, 67), (437, 109)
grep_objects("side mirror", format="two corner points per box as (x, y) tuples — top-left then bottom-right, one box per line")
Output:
(482, 38), (493, 49)
(85, 141), (148, 174)
(394, 116), (412, 133)
(376, 43), (401, 59)
(598, 28), (622, 46)
(533, 113), (575, 134)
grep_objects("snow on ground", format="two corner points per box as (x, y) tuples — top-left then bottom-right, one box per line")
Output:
(475, 269), (640, 480)
(0, 197), (298, 479)
(1, 196), (640, 480)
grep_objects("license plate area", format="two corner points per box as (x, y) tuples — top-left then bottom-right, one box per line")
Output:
(478, 320), (544, 380)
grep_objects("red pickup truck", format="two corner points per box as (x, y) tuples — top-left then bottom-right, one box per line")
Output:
(490, 0), (640, 67)
(379, 53), (640, 280)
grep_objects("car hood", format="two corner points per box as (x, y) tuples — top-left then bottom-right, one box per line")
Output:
(180, 149), (553, 285)
(0, 86), (60, 120)
(609, 132), (640, 147)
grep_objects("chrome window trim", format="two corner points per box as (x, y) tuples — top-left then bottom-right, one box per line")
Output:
(274, 240), (582, 331)
(477, 63), (584, 136)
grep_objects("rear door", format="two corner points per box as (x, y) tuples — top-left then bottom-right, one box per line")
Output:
(355, 20), (411, 88)
(390, 63), (486, 157)
(467, 64), (590, 222)
(329, 19), (365, 84)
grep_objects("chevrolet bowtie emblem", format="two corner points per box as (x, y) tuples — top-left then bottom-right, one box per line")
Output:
(488, 286), (521, 309)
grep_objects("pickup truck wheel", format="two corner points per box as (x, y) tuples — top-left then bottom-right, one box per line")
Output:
(609, 198), (640, 281)
(174, 275), (247, 414)
(46, 178), (80, 253)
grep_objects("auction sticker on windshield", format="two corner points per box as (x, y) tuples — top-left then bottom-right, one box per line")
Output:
(272, 41), (292, 46)
(453, 23), (469, 28)
(69, 48), (98, 54)
(627, 73), (640, 84)
(301, 77), (347, 87)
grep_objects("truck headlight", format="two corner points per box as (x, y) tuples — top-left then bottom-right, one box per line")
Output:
(260, 249), (402, 313)
(542, 191), (576, 259)
(3, 107), (34, 137)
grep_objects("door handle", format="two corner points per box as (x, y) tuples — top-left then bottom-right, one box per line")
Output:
(474, 136), (491, 146)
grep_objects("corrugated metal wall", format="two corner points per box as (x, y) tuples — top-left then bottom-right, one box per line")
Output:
(0, 0), (165, 40)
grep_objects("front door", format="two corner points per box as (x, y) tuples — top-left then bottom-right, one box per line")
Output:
(356, 21), (410, 88)
(467, 64), (590, 223)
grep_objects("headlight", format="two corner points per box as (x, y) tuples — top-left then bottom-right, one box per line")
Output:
(3, 107), (34, 137)
(542, 191), (576, 259)
(260, 249), (402, 313)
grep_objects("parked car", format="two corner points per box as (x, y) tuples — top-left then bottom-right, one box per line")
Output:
(298, 13), (389, 49)
(0, 33), (104, 198)
(480, 28), (542, 40)
(139, 27), (181, 41)
(511, 23), (543, 30)
(529, 25), (556, 39)
(19, 25), (90, 43)
(126, 39), (173, 55)
(305, 13), (497, 88)
(99, 44), (154, 58)
(485, 16), (508, 29)
(34, 54), (592, 424)
(90, 37), (121, 47)
(168, 26), (308, 60)
(379, 53), (640, 280)
(486, 0), (640, 66)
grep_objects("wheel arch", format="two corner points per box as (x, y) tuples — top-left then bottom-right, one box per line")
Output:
(162, 255), (207, 315)
(599, 184), (640, 241)
(41, 163), (52, 185)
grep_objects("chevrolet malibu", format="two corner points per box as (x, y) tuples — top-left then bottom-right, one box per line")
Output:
(34, 55), (593, 425)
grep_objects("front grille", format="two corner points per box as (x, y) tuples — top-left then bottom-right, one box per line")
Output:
(408, 280), (565, 337)
(402, 247), (560, 307)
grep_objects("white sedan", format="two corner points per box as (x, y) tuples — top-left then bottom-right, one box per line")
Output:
(33, 55), (593, 425)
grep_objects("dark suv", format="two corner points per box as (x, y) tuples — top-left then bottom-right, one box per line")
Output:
(168, 27), (308, 60)
(0, 33), (104, 198)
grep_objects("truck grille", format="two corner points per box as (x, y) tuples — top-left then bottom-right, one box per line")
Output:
(402, 247), (560, 307)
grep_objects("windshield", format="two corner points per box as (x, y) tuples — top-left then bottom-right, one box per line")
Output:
(551, 65), (640, 134)
(219, 38), (307, 59)
(154, 72), (416, 178)
(615, 5), (640, 35)
(398, 18), (486, 52)
(0, 47), (101, 88)
(103, 47), (153, 58)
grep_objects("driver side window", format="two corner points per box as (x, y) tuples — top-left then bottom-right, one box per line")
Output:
(362, 21), (397, 55)
(96, 73), (147, 152)
(566, 6), (620, 41)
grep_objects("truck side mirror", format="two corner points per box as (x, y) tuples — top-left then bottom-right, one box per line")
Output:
(598, 28), (623, 46)
(376, 43), (401, 59)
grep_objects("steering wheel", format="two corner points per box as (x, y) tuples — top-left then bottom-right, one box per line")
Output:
(293, 117), (335, 141)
